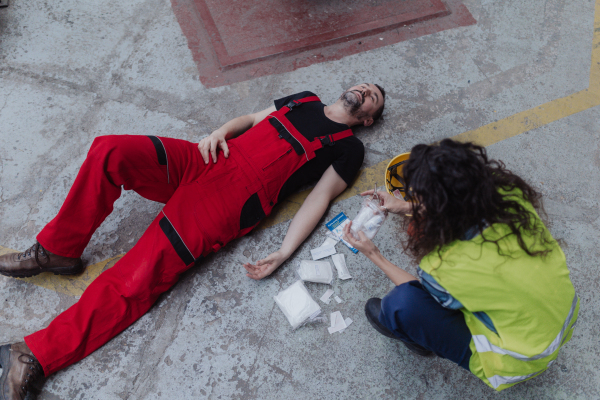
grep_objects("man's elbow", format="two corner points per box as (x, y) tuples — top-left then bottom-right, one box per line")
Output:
(312, 185), (346, 205)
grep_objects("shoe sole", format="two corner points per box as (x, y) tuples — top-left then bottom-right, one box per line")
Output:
(0, 261), (84, 278)
(0, 345), (11, 398)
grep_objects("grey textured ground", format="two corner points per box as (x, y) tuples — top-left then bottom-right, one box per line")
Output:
(1, 0), (599, 398)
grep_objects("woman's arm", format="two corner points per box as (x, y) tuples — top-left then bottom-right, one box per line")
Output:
(343, 223), (417, 286)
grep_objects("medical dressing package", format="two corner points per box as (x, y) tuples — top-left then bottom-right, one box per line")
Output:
(325, 213), (358, 253)
(350, 196), (388, 240)
(297, 260), (334, 284)
(274, 280), (322, 330)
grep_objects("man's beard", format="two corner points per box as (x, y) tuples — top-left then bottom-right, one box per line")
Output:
(340, 90), (364, 117)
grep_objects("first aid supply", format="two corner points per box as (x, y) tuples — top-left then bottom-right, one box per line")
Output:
(320, 288), (335, 304)
(297, 260), (334, 284)
(326, 213), (358, 253)
(310, 244), (336, 260)
(331, 253), (351, 280)
(274, 280), (322, 330)
(350, 196), (388, 240)
(328, 311), (350, 334)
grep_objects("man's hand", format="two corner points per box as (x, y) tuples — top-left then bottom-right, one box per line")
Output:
(243, 250), (287, 280)
(361, 189), (412, 215)
(198, 129), (230, 164)
(343, 221), (380, 257)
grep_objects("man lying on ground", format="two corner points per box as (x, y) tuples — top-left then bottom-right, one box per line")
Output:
(0, 83), (385, 400)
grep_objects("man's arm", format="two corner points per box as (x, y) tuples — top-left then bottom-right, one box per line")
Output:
(243, 165), (348, 280)
(198, 105), (276, 164)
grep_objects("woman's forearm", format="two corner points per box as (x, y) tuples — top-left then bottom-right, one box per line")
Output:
(365, 249), (417, 286)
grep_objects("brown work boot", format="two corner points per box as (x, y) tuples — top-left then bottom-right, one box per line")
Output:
(0, 242), (83, 278)
(0, 342), (44, 400)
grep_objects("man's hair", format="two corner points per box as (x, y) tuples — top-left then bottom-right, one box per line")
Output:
(401, 139), (553, 261)
(372, 84), (386, 121)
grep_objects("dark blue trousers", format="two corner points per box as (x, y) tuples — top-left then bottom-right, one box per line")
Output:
(379, 280), (472, 370)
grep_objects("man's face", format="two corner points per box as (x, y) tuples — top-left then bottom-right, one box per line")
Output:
(339, 83), (383, 122)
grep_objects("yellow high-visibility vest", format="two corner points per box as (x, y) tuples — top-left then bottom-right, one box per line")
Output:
(419, 189), (578, 391)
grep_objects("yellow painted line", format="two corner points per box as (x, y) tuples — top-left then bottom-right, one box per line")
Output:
(3, 0), (600, 294)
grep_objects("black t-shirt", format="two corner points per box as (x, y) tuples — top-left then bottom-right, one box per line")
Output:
(273, 91), (364, 202)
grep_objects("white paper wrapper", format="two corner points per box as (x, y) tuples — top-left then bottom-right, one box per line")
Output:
(310, 245), (336, 260)
(297, 260), (334, 284)
(274, 280), (321, 330)
(331, 254), (352, 280)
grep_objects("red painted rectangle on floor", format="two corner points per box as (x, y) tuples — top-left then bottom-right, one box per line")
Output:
(171, 0), (476, 87)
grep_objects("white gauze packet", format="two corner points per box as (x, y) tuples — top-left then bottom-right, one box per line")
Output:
(297, 260), (334, 285)
(331, 254), (351, 280)
(274, 280), (322, 330)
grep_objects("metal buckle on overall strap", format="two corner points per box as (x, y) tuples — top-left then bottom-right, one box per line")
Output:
(319, 135), (335, 147)
(285, 100), (302, 110)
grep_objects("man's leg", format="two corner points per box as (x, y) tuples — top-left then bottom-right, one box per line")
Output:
(23, 211), (196, 376)
(37, 135), (197, 258)
(0, 135), (202, 277)
(378, 280), (472, 370)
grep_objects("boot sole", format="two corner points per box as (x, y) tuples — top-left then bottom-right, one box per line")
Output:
(0, 260), (84, 278)
(0, 345), (11, 397)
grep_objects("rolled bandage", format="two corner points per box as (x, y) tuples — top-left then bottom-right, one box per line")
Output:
(351, 197), (388, 240)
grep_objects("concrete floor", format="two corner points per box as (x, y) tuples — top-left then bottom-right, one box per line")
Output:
(1, 0), (599, 398)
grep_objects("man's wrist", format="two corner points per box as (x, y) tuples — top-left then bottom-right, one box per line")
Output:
(278, 247), (293, 260)
(212, 129), (226, 138)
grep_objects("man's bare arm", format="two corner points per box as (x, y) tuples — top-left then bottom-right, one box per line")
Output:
(244, 165), (348, 280)
(198, 105), (276, 164)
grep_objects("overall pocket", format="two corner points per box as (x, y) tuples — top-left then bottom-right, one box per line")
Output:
(239, 192), (267, 231)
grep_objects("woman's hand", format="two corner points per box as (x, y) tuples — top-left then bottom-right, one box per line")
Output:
(198, 129), (230, 164)
(243, 250), (287, 280)
(361, 189), (412, 215)
(343, 221), (380, 258)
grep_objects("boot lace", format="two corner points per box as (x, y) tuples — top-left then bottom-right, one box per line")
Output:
(16, 242), (48, 267)
(11, 351), (43, 399)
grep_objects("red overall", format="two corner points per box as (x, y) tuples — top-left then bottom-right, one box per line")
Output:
(25, 96), (353, 376)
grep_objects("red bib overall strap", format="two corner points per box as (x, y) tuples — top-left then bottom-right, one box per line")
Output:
(268, 95), (354, 161)
(279, 96), (321, 114)
(308, 130), (354, 153)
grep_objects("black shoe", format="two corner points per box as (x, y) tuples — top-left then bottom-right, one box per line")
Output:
(365, 298), (433, 357)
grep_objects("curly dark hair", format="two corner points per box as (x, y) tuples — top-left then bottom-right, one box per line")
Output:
(402, 139), (553, 261)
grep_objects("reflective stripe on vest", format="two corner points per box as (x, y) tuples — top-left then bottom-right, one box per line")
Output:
(472, 293), (578, 361)
(487, 360), (555, 389)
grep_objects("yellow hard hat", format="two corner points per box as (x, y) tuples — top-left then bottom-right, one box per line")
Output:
(385, 152), (410, 198)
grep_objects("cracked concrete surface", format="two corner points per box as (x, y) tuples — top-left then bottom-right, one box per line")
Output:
(1, 0), (600, 398)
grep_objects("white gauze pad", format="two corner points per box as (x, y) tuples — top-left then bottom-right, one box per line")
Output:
(274, 280), (321, 330)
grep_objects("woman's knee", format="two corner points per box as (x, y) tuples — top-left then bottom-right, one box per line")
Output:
(381, 281), (429, 326)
